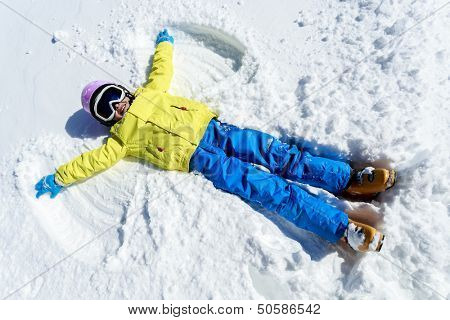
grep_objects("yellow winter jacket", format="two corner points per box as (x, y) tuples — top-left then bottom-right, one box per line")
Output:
(55, 42), (217, 186)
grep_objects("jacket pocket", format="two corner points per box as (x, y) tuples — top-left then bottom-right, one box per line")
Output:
(146, 144), (165, 157)
(170, 105), (197, 111)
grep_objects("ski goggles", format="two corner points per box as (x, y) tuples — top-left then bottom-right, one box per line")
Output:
(93, 85), (130, 122)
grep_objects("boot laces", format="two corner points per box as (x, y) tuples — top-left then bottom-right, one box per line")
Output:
(355, 167), (375, 184)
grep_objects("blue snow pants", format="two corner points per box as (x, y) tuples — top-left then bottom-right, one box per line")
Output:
(189, 119), (352, 243)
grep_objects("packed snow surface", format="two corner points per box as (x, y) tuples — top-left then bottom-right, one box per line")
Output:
(0, 0), (449, 299)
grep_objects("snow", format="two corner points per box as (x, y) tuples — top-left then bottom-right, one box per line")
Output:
(1, 0), (449, 299)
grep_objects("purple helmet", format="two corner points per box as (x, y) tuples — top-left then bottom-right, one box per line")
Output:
(81, 80), (112, 114)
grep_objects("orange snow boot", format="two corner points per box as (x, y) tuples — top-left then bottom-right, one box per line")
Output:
(345, 219), (385, 252)
(344, 167), (396, 198)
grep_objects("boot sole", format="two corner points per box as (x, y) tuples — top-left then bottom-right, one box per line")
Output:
(385, 169), (396, 190)
(376, 234), (385, 252)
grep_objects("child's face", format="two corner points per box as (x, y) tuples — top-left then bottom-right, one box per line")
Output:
(113, 96), (131, 121)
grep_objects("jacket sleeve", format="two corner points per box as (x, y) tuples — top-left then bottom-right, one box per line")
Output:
(144, 41), (174, 92)
(55, 136), (128, 186)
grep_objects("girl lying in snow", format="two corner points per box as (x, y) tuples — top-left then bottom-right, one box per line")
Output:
(35, 29), (396, 253)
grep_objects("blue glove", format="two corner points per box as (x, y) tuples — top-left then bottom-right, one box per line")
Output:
(35, 174), (63, 199)
(155, 28), (174, 45)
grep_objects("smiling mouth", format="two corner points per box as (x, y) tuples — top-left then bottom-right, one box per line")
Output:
(117, 104), (127, 114)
